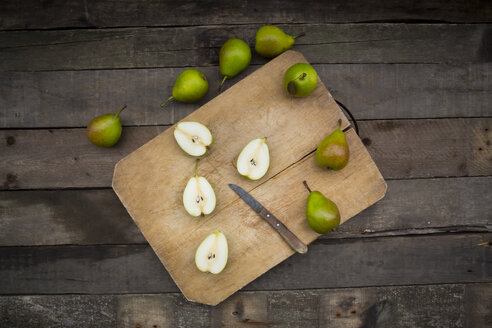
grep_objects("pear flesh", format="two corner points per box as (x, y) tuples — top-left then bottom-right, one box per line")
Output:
(183, 173), (216, 217)
(174, 122), (213, 157)
(315, 122), (349, 170)
(305, 187), (340, 234)
(237, 138), (270, 180)
(255, 25), (297, 58)
(195, 231), (228, 274)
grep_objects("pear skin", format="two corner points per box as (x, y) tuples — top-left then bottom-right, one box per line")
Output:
(219, 38), (251, 89)
(283, 63), (318, 97)
(315, 120), (349, 170)
(303, 181), (340, 234)
(87, 104), (126, 147)
(255, 25), (300, 58)
(161, 69), (208, 107)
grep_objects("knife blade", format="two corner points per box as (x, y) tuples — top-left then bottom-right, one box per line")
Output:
(228, 184), (308, 254)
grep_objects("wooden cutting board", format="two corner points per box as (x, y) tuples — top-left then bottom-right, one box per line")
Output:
(112, 50), (387, 306)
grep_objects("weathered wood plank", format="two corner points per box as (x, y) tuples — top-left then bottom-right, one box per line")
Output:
(1, 24), (489, 71)
(1, 63), (491, 128)
(1, 177), (490, 246)
(2, 0), (491, 30)
(0, 233), (490, 294)
(0, 189), (144, 246)
(464, 284), (492, 328)
(1, 119), (490, 190)
(359, 118), (492, 179)
(1, 284), (490, 327)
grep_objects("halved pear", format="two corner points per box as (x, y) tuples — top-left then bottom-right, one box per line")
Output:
(237, 138), (270, 180)
(195, 231), (228, 274)
(183, 161), (216, 216)
(174, 122), (212, 157)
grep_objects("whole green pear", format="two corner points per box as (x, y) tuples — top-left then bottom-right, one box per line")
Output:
(283, 63), (318, 97)
(315, 120), (349, 170)
(219, 38), (251, 89)
(303, 181), (340, 234)
(87, 105), (127, 147)
(161, 69), (209, 107)
(255, 25), (304, 58)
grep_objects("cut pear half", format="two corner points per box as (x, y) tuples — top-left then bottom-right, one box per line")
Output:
(195, 231), (228, 274)
(237, 138), (270, 180)
(183, 162), (216, 216)
(174, 122), (212, 157)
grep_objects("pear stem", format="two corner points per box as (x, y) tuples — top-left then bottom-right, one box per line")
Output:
(218, 76), (227, 92)
(334, 99), (359, 136)
(161, 96), (174, 108)
(194, 159), (199, 177)
(295, 72), (307, 81)
(114, 104), (127, 118)
(302, 181), (312, 193)
(338, 119), (342, 130)
(293, 32), (306, 39)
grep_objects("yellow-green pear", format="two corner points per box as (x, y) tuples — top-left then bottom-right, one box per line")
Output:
(303, 181), (340, 234)
(161, 69), (208, 107)
(255, 25), (304, 58)
(86, 104), (127, 147)
(315, 120), (349, 170)
(219, 38), (251, 90)
(283, 63), (318, 97)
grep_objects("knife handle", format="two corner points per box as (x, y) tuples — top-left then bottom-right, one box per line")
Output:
(258, 208), (308, 254)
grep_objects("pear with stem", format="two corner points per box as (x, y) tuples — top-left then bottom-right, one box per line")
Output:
(183, 160), (216, 217)
(255, 25), (305, 58)
(161, 69), (209, 108)
(219, 38), (251, 91)
(283, 63), (318, 97)
(86, 104), (127, 147)
(303, 181), (340, 234)
(315, 119), (349, 170)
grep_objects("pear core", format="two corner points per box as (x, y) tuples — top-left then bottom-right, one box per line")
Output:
(195, 231), (228, 274)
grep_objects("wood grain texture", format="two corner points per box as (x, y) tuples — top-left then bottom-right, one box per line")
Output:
(359, 118), (492, 178)
(0, 189), (144, 246)
(2, 0), (491, 30)
(1, 283), (491, 328)
(0, 233), (490, 295)
(1, 177), (491, 246)
(0, 177), (492, 246)
(1, 63), (491, 128)
(1, 118), (491, 190)
(1, 24), (490, 71)
(112, 50), (385, 305)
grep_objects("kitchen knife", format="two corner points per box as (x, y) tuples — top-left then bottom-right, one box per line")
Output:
(228, 184), (308, 254)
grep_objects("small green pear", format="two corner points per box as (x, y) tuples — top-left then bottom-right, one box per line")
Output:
(315, 119), (349, 170)
(86, 104), (127, 147)
(283, 63), (318, 97)
(303, 181), (340, 234)
(161, 69), (209, 107)
(219, 38), (251, 90)
(255, 25), (304, 58)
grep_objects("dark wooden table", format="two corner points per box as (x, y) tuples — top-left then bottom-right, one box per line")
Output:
(1, 1), (491, 327)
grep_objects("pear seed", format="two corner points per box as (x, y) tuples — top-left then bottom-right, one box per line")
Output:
(196, 196), (200, 203)
(250, 158), (257, 166)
